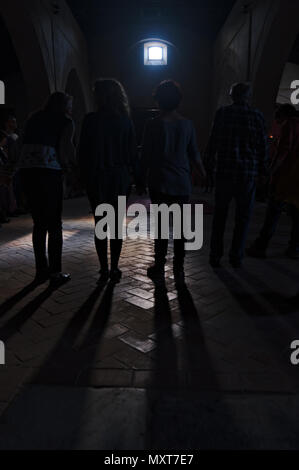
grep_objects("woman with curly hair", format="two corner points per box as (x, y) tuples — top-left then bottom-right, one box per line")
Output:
(79, 79), (138, 285)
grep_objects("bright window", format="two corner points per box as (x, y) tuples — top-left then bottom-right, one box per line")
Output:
(144, 42), (167, 66)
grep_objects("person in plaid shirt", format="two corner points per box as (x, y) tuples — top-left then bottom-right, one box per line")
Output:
(205, 83), (269, 268)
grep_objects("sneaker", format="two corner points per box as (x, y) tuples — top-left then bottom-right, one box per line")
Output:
(110, 269), (122, 284)
(97, 270), (110, 286)
(50, 272), (71, 287)
(34, 270), (50, 285)
(0, 217), (10, 224)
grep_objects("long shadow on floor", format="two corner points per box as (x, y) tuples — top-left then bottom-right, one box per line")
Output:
(150, 282), (179, 389)
(33, 281), (116, 384)
(0, 282), (41, 317)
(0, 284), (59, 342)
(147, 279), (247, 450)
(214, 267), (299, 387)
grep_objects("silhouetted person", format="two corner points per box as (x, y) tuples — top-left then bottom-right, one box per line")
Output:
(18, 92), (75, 286)
(0, 111), (19, 223)
(206, 83), (269, 268)
(139, 80), (206, 283)
(79, 79), (138, 285)
(248, 104), (299, 259)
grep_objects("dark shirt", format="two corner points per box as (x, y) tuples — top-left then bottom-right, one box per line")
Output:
(78, 111), (138, 204)
(20, 110), (73, 170)
(205, 103), (269, 180)
(140, 116), (201, 196)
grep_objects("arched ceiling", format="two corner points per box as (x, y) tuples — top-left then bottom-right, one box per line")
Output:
(67, 0), (236, 40)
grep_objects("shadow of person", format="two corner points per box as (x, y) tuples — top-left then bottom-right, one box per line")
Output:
(0, 281), (42, 317)
(151, 280), (179, 389)
(176, 282), (218, 391)
(0, 284), (60, 342)
(33, 280), (112, 384)
(74, 280), (117, 351)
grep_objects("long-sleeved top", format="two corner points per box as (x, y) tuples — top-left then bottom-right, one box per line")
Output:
(140, 116), (202, 196)
(205, 103), (269, 179)
(78, 111), (138, 204)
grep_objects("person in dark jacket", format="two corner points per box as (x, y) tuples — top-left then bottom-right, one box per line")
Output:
(19, 92), (75, 286)
(79, 79), (138, 285)
(139, 80), (206, 284)
(205, 83), (269, 268)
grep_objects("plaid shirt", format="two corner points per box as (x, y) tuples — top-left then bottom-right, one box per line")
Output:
(205, 104), (269, 179)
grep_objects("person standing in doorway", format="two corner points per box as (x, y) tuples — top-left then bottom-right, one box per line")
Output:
(205, 83), (269, 268)
(18, 92), (75, 286)
(139, 80), (206, 284)
(79, 79), (138, 285)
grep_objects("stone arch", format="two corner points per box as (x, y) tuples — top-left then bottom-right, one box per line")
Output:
(0, 14), (27, 121)
(0, 2), (51, 118)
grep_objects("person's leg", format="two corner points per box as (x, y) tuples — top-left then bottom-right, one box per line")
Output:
(147, 192), (169, 280)
(230, 178), (256, 265)
(94, 235), (109, 272)
(109, 200), (125, 283)
(46, 171), (64, 275)
(21, 170), (49, 279)
(248, 197), (284, 255)
(173, 195), (189, 274)
(210, 178), (232, 266)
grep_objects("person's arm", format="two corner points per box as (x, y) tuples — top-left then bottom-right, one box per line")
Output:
(271, 119), (293, 175)
(59, 120), (76, 171)
(204, 108), (222, 175)
(187, 123), (206, 180)
(127, 119), (139, 184)
(78, 114), (94, 185)
(138, 119), (154, 191)
(256, 112), (270, 179)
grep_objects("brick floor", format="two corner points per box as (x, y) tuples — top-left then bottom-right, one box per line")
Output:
(0, 195), (299, 413)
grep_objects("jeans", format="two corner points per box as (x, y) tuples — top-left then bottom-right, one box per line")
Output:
(255, 198), (299, 252)
(88, 194), (124, 272)
(211, 177), (256, 262)
(150, 192), (190, 268)
(21, 169), (63, 275)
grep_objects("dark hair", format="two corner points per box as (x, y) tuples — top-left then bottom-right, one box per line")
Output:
(94, 79), (130, 116)
(44, 92), (72, 114)
(0, 107), (16, 128)
(275, 103), (297, 121)
(230, 82), (252, 103)
(153, 80), (182, 111)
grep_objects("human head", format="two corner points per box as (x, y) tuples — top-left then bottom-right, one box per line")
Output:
(45, 92), (73, 115)
(94, 79), (130, 116)
(275, 103), (297, 124)
(230, 82), (252, 105)
(153, 80), (182, 112)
